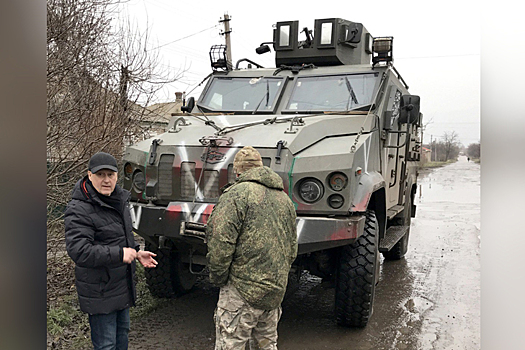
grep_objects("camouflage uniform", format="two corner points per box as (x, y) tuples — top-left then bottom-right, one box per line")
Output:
(206, 146), (297, 350)
(214, 282), (281, 350)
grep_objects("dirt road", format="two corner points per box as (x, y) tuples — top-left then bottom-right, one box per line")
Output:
(129, 156), (480, 349)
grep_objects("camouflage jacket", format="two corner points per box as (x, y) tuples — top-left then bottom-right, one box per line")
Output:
(206, 166), (298, 310)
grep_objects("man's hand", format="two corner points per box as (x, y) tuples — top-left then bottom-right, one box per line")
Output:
(137, 251), (158, 268)
(122, 247), (137, 264)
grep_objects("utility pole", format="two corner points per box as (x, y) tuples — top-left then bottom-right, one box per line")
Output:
(430, 134), (433, 161)
(220, 14), (232, 69)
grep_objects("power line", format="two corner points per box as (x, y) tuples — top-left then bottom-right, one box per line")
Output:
(148, 24), (220, 51)
(396, 53), (479, 60)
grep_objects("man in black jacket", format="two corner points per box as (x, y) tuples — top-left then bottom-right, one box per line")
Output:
(65, 152), (157, 350)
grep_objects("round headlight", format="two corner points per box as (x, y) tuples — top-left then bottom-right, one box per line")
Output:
(328, 172), (348, 191)
(132, 170), (145, 192)
(328, 194), (344, 209)
(298, 179), (324, 203)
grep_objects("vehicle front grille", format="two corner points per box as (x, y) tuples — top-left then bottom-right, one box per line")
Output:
(181, 162), (196, 198)
(227, 164), (235, 184)
(158, 154), (175, 196)
(180, 162), (221, 200)
(155, 153), (270, 202)
(202, 170), (220, 198)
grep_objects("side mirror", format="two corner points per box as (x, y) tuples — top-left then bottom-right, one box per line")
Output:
(256, 44), (271, 54)
(398, 95), (420, 124)
(181, 97), (195, 113)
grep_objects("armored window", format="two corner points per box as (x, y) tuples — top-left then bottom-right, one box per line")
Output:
(284, 73), (379, 113)
(280, 25), (290, 47)
(199, 77), (286, 113)
(320, 23), (333, 45)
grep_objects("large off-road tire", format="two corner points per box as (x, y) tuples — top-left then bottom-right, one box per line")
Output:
(284, 268), (301, 300)
(335, 210), (379, 327)
(382, 194), (412, 261)
(144, 242), (196, 298)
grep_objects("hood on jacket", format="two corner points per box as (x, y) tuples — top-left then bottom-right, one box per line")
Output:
(234, 166), (284, 191)
(70, 176), (128, 205)
(70, 176), (93, 202)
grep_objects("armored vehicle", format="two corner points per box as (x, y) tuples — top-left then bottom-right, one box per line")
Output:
(123, 18), (422, 327)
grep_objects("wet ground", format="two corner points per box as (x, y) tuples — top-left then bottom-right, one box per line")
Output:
(128, 156), (480, 350)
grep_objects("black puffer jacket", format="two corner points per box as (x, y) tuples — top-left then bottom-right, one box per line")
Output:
(64, 176), (136, 315)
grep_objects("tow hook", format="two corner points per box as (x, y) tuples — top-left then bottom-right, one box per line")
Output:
(148, 139), (162, 165)
(276, 140), (286, 164)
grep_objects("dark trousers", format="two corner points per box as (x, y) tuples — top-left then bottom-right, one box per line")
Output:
(88, 308), (130, 350)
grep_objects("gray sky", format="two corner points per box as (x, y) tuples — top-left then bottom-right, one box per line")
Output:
(118, 0), (480, 146)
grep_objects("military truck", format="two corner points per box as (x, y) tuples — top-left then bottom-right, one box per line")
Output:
(123, 18), (422, 328)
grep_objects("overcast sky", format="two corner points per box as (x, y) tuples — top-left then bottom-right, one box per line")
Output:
(117, 0), (480, 146)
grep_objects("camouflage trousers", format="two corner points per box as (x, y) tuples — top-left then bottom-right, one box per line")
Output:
(214, 282), (282, 350)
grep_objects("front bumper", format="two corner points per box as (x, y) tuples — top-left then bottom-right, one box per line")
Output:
(295, 215), (365, 254)
(130, 202), (366, 255)
(130, 201), (214, 244)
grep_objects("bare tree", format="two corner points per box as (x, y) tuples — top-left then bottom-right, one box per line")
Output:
(46, 0), (181, 299)
(442, 131), (461, 161)
(425, 131), (462, 162)
(467, 142), (481, 159)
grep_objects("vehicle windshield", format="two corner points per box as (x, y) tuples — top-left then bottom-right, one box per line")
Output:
(199, 77), (285, 113)
(285, 73), (378, 112)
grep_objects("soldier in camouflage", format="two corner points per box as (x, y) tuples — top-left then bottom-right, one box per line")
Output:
(206, 146), (298, 350)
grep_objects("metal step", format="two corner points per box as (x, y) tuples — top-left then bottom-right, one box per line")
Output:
(387, 205), (404, 220)
(379, 225), (409, 252)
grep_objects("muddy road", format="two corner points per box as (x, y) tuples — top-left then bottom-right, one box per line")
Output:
(129, 156), (480, 350)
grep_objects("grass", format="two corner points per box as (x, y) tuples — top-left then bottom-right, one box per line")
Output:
(47, 294), (91, 349)
(47, 260), (171, 349)
(47, 307), (74, 335)
(419, 159), (457, 169)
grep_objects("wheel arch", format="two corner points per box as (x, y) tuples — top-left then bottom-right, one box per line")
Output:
(350, 171), (386, 240)
(367, 187), (386, 241)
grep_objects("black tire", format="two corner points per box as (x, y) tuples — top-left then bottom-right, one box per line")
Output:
(382, 194), (411, 261)
(335, 210), (379, 327)
(284, 268), (301, 300)
(144, 242), (196, 298)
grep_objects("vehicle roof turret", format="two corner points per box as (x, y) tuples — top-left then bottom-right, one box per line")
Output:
(268, 18), (375, 67)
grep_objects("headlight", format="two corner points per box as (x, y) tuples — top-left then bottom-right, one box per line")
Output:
(298, 178), (324, 203)
(328, 172), (348, 191)
(132, 170), (145, 192)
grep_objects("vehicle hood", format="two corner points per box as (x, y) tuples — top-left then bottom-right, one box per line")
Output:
(127, 112), (374, 156)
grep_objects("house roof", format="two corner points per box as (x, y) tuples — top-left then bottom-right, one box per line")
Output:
(141, 101), (183, 124)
